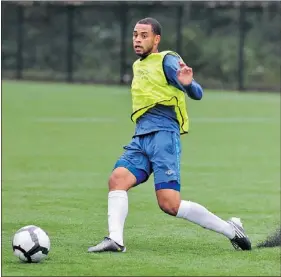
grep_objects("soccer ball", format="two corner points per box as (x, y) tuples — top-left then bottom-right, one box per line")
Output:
(12, 225), (50, 263)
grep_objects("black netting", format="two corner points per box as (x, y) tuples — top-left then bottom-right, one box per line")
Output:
(1, 1), (280, 91)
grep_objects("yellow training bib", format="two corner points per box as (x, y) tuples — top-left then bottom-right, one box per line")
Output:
(131, 50), (189, 134)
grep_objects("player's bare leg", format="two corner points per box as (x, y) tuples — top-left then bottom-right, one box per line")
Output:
(88, 167), (136, 253)
(156, 189), (251, 250)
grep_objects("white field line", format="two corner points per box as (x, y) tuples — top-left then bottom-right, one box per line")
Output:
(35, 117), (117, 123)
(34, 116), (278, 124)
(191, 117), (278, 123)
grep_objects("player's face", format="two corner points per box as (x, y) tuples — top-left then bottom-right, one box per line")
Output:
(133, 24), (160, 57)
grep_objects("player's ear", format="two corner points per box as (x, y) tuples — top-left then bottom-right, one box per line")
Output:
(155, 35), (161, 45)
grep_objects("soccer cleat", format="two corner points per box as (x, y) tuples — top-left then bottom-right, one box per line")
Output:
(88, 237), (126, 253)
(227, 217), (252, 251)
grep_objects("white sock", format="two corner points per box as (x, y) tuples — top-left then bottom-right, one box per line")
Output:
(108, 190), (128, 246)
(176, 200), (235, 239)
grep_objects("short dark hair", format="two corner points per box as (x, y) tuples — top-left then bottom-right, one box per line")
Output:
(137, 17), (162, 35)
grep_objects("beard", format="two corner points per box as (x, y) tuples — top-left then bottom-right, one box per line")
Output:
(136, 46), (154, 58)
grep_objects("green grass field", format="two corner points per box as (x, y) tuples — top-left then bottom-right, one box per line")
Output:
(2, 80), (280, 276)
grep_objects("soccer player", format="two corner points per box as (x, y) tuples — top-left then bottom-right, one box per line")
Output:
(88, 18), (251, 253)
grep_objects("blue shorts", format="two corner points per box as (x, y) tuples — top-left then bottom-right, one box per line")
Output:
(113, 131), (181, 191)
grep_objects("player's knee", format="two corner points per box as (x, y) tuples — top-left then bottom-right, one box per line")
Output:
(158, 200), (180, 216)
(156, 186), (181, 216)
(108, 167), (136, 191)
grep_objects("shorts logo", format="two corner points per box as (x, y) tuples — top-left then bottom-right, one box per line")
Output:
(165, 170), (175, 176)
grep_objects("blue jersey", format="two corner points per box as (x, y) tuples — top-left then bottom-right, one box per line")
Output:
(134, 54), (203, 137)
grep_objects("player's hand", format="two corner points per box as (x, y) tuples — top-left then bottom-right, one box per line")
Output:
(177, 61), (193, 86)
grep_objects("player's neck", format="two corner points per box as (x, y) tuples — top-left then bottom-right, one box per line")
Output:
(140, 49), (159, 60)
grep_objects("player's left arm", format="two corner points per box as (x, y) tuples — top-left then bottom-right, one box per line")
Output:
(163, 54), (203, 100)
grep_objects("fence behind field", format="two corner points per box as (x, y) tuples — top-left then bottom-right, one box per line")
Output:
(2, 1), (281, 91)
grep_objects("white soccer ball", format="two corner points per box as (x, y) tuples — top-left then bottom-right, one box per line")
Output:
(12, 225), (50, 263)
